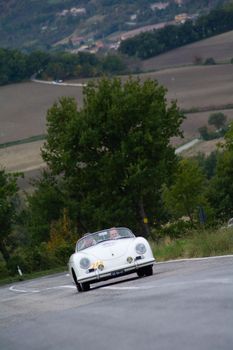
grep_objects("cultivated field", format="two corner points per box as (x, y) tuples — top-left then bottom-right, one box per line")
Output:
(172, 108), (233, 145)
(142, 30), (233, 71)
(1, 30), (233, 172)
(1, 64), (233, 145)
(0, 81), (84, 144)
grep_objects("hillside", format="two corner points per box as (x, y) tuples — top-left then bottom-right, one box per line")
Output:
(0, 0), (227, 51)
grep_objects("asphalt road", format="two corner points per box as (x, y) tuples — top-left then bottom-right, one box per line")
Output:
(1, 256), (233, 350)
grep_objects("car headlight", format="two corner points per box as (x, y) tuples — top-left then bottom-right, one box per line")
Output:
(80, 257), (91, 269)
(135, 243), (147, 254)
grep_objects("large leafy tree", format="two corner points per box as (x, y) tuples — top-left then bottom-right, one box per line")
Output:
(42, 77), (184, 236)
(0, 169), (20, 263)
(162, 159), (209, 226)
(208, 150), (233, 221)
(207, 122), (233, 220)
(208, 112), (227, 130)
(24, 171), (65, 244)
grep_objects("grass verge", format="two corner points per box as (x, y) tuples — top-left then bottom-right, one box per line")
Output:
(151, 228), (233, 261)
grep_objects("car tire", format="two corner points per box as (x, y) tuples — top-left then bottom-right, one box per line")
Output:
(81, 282), (90, 292)
(72, 269), (82, 292)
(137, 265), (153, 278)
(137, 268), (145, 278)
(144, 265), (153, 276)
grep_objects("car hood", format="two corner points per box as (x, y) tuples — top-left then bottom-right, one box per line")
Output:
(85, 238), (134, 260)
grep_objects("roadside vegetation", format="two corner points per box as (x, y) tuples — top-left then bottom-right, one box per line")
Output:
(151, 228), (233, 261)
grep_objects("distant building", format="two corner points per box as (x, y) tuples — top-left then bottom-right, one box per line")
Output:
(174, 0), (184, 5)
(57, 7), (86, 17)
(71, 36), (85, 46)
(130, 14), (137, 21)
(175, 13), (188, 24)
(150, 2), (169, 11)
(70, 7), (86, 16)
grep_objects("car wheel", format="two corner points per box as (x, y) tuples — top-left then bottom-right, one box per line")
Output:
(72, 269), (82, 292)
(144, 265), (153, 277)
(81, 282), (90, 292)
(137, 265), (153, 278)
(137, 268), (145, 278)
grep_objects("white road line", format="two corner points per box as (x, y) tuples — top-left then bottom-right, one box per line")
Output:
(9, 286), (40, 293)
(102, 286), (153, 290)
(9, 284), (76, 293)
(156, 254), (233, 265)
(45, 285), (76, 290)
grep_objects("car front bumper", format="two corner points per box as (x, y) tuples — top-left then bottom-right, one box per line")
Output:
(77, 258), (155, 284)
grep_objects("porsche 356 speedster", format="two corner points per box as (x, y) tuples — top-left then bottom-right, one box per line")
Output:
(68, 227), (155, 292)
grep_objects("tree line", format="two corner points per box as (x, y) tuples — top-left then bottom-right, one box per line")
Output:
(1, 77), (233, 278)
(119, 3), (233, 59)
(0, 48), (128, 86)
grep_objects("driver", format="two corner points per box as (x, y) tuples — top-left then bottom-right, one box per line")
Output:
(109, 227), (120, 240)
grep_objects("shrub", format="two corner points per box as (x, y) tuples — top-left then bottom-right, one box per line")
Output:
(0, 260), (9, 279)
(155, 220), (193, 240)
(204, 57), (216, 65)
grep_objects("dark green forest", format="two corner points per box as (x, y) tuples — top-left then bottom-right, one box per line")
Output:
(0, 48), (128, 85)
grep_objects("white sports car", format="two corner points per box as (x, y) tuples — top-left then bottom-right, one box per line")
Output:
(68, 227), (155, 292)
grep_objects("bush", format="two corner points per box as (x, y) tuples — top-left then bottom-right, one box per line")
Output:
(0, 260), (9, 279)
(156, 220), (193, 240)
(204, 57), (216, 65)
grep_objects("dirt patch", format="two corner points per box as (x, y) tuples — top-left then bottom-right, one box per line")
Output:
(181, 138), (225, 158)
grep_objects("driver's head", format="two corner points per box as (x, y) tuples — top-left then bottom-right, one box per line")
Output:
(109, 228), (119, 239)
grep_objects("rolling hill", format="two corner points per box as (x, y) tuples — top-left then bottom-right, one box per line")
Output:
(0, 0), (227, 51)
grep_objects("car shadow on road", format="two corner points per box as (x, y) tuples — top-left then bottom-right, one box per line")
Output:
(90, 275), (140, 291)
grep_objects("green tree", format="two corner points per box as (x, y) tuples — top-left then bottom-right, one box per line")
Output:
(198, 125), (209, 140)
(207, 121), (233, 220)
(0, 169), (20, 264)
(24, 171), (65, 243)
(208, 112), (227, 130)
(42, 77), (185, 236)
(208, 150), (233, 220)
(162, 159), (208, 226)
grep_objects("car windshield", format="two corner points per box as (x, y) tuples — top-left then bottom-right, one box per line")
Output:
(76, 227), (135, 251)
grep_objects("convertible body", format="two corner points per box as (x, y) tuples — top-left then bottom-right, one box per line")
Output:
(68, 227), (155, 292)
